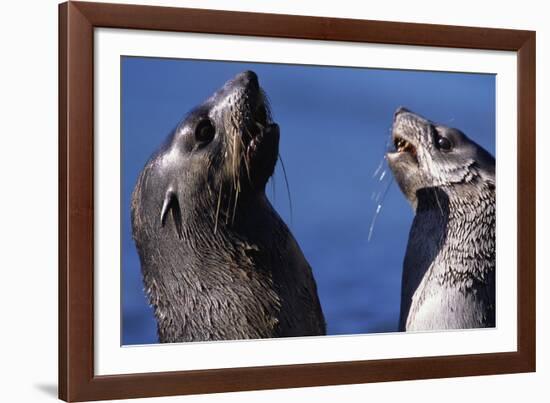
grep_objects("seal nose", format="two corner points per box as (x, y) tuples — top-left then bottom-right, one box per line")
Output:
(235, 70), (259, 91)
(394, 106), (411, 118)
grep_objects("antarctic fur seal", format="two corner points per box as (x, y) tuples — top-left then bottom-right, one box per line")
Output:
(387, 107), (495, 331)
(131, 71), (326, 343)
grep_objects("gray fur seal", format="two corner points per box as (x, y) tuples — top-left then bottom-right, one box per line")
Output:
(131, 70), (326, 343)
(387, 107), (495, 331)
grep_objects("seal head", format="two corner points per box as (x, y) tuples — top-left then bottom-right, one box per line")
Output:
(146, 70), (279, 237)
(387, 107), (495, 331)
(131, 71), (326, 342)
(387, 107), (495, 210)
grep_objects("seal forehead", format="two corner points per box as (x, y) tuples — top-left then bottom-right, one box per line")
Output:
(393, 109), (431, 137)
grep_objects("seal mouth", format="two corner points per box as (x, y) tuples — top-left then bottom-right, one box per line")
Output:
(393, 136), (417, 158)
(243, 94), (278, 164)
(246, 99), (270, 153)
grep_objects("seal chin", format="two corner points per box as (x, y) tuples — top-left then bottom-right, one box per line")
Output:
(242, 96), (274, 158)
(245, 120), (279, 189)
(386, 150), (421, 207)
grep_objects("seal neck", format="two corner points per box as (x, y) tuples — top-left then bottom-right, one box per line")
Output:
(414, 184), (495, 280)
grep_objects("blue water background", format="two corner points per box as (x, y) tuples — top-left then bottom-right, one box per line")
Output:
(121, 57), (495, 345)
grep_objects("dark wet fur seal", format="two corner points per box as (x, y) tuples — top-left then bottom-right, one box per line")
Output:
(131, 71), (326, 342)
(387, 108), (495, 331)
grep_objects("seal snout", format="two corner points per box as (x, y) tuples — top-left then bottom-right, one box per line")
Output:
(238, 72), (272, 139)
(394, 106), (411, 118)
(221, 71), (278, 188)
(390, 107), (422, 162)
(233, 70), (260, 91)
(226, 70), (269, 129)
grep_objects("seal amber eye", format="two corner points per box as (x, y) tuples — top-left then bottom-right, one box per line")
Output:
(195, 118), (216, 144)
(437, 135), (452, 152)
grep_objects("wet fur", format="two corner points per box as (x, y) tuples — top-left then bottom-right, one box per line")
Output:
(131, 71), (326, 342)
(387, 108), (495, 331)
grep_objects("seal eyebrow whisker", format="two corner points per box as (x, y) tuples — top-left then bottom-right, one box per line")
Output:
(278, 154), (293, 226)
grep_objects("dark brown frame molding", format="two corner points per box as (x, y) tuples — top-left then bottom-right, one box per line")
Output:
(59, 1), (536, 401)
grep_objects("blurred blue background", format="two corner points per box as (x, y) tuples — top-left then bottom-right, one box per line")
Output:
(121, 56), (495, 345)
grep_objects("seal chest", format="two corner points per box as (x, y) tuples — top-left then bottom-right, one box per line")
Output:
(387, 107), (495, 331)
(131, 71), (326, 342)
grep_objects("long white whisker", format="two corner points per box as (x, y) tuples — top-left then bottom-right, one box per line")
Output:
(278, 154), (293, 226)
(368, 176), (393, 242)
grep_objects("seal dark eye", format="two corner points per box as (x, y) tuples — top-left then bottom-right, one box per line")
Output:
(437, 135), (452, 152)
(195, 119), (215, 144)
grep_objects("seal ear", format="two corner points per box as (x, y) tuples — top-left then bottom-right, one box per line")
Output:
(160, 189), (183, 240)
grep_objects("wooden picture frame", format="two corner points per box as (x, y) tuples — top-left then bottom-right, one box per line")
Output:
(59, 1), (536, 401)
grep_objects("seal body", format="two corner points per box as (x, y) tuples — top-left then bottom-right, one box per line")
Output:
(387, 107), (495, 331)
(131, 71), (326, 342)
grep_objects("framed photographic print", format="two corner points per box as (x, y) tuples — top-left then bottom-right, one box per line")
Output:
(59, 1), (536, 401)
